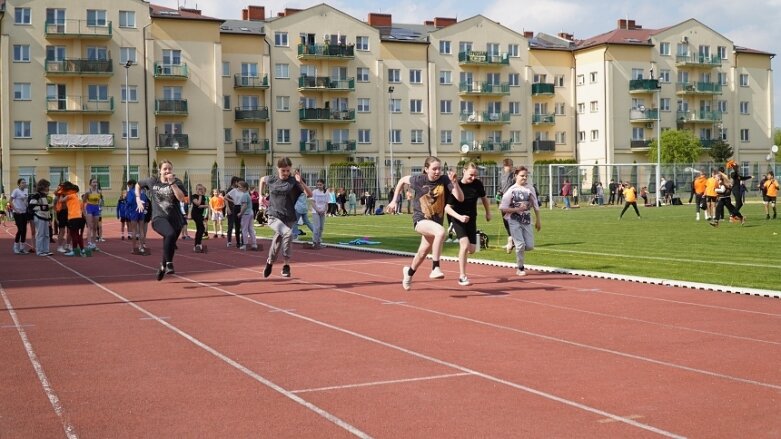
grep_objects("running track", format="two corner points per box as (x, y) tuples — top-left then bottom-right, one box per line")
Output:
(1, 220), (780, 438)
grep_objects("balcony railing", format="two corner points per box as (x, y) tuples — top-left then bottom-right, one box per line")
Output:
(46, 96), (114, 113)
(44, 19), (112, 39)
(299, 108), (355, 122)
(531, 83), (555, 96)
(235, 107), (269, 121)
(155, 99), (188, 115)
(297, 43), (355, 59)
(156, 133), (189, 150)
(154, 63), (189, 79)
(532, 113), (556, 125)
(458, 51), (510, 66)
(298, 76), (355, 91)
(699, 138), (719, 149)
(458, 81), (511, 95)
(629, 79), (660, 93)
(675, 54), (722, 67)
(675, 81), (722, 95)
(235, 138), (270, 154)
(47, 133), (115, 150)
(532, 140), (556, 152)
(629, 107), (659, 121)
(677, 110), (723, 123)
(45, 59), (113, 75)
(630, 140), (651, 149)
(459, 111), (511, 125)
(299, 140), (356, 154)
(468, 140), (512, 153)
(234, 74), (269, 88)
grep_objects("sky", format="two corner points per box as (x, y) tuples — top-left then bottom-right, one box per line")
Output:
(153, 0), (781, 127)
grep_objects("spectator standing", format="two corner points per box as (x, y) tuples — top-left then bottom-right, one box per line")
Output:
(29, 179), (53, 256)
(608, 180), (618, 205)
(10, 178), (30, 254)
(310, 179), (328, 249)
(561, 179), (572, 209)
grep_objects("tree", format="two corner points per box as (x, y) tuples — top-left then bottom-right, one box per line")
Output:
(210, 161), (219, 191)
(647, 129), (702, 163)
(708, 139), (733, 163)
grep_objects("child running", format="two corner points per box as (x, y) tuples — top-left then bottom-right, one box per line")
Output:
(499, 167), (541, 277)
(387, 156), (463, 291)
(259, 157), (312, 278)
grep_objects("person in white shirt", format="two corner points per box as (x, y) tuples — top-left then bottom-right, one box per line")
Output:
(499, 166), (542, 277)
(310, 179), (329, 249)
(10, 178), (30, 254)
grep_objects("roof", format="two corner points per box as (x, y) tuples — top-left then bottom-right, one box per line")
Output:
(735, 46), (775, 56)
(575, 27), (664, 50)
(149, 4), (222, 22)
(220, 19), (265, 35)
(377, 22), (433, 43)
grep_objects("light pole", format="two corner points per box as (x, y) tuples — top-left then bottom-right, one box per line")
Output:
(769, 144), (779, 173)
(388, 86), (394, 185)
(654, 72), (662, 206)
(122, 59), (133, 183)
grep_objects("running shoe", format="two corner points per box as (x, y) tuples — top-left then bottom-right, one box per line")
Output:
(402, 266), (412, 291)
(516, 269), (527, 277)
(458, 276), (471, 286)
(429, 267), (445, 279)
(165, 262), (175, 274)
(263, 262), (273, 278)
(281, 264), (291, 277)
(156, 264), (165, 281)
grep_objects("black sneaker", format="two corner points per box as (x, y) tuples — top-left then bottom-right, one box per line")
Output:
(263, 262), (273, 278)
(281, 264), (291, 277)
(165, 262), (175, 274)
(156, 264), (166, 281)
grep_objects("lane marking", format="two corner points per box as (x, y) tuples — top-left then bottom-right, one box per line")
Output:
(292, 373), (472, 394)
(1, 283), (79, 439)
(598, 414), (644, 424)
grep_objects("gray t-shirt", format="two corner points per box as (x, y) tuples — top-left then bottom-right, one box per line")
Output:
(139, 177), (186, 226)
(410, 174), (453, 225)
(266, 175), (303, 223)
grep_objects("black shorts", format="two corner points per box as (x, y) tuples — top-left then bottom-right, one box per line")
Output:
(451, 219), (477, 245)
(57, 210), (68, 224)
(706, 196), (718, 203)
(766, 196), (777, 203)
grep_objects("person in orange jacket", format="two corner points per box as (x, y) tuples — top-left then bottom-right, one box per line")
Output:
(763, 171), (779, 219)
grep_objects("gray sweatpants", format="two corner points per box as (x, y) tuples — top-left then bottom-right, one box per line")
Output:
(266, 216), (295, 264)
(34, 217), (51, 255)
(508, 220), (535, 269)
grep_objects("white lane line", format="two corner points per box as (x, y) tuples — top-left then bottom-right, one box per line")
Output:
(100, 252), (684, 438)
(0, 283), (79, 439)
(534, 247), (780, 269)
(292, 373), (472, 394)
(46, 259), (371, 439)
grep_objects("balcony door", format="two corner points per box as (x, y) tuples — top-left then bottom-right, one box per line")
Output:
(47, 84), (66, 110)
(46, 8), (65, 32)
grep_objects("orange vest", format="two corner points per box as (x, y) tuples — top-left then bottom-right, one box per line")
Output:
(65, 192), (83, 220)
(693, 176), (707, 195)
(704, 177), (718, 197)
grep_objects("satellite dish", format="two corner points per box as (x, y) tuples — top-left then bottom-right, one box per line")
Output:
(772, 145), (779, 154)
(460, 144), (470, 154)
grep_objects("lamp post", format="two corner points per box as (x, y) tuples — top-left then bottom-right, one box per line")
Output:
(122, 59), (133, 183)
(388, 86), (394, 185)
(655, 72), (662, 207)
(769, 144), (779, 173)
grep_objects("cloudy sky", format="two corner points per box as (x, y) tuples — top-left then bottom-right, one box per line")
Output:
(154, 0), (781, 126)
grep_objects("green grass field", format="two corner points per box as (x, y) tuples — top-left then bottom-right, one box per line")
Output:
(250, 200), (780, 291)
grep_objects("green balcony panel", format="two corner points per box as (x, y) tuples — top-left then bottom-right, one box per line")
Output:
(154, 63), (189, 79)
(629, 79), (660, 93)
(46, 96), (114, 113)
(155, 99), (188, 115)
(458, 51), (509, 65)
(630, 140), (651, 149)
(629, 107), (659, 121)
(459, 111), (511, 124)
(532, 140), (556, 152)
(677, 110), (723, 123)
(297, 43), (355, 59)
(298, 76), (355, 91)
(676, 82), (722, 95)
(45, 59), (113, 75)
(236, 138), (270, 154)
(234, 74), (269, 88)
(326, 140), (356, 152)
(44, 19), (112, 39)
(675, 54), (722, 67)
(531, 83), (555, 96)
(234, 107), (269, 121)
(157, 133), (189, 150)
(532, 114), (556, 125)
(299, 108), (355, 122)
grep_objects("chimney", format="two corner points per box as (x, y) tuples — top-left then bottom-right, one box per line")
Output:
(242, 5), (265, 21)
(434, 17), (457, 28)
(283, 8), (302, 17)
(617, 19), (627, 29)
(523, 31), (534, 39)
(368, 13), (392, 28)
(424, 20), (434, 26)
(179, 7), (202, 15)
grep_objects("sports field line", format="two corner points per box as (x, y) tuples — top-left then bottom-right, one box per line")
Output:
(533, 247), (778, 269)
(291, 372), (472, 394)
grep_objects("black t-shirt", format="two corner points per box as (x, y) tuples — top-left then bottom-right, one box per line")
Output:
(139, 177), (186, 226)
(266, 174), (303, 223)
(191, 194), (206, 218)
(447, 179), (485, 224)
(410, 174), (453, 225)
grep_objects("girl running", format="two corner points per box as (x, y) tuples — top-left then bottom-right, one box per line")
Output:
(499, 167), (541, 277)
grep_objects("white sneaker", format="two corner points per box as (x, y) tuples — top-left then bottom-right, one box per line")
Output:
(696, 213), (700, 221)
(429, 267), (445, 279)
(402, 266), (412, 291)
(516, 269), (527, 277)
(57, 246), (67, 253)
(239, 245), (247, 251)
(458, 276), (471, 286)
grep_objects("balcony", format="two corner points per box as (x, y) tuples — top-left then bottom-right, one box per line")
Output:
(458, 81), (511, 96)
(531, 83), (555, 96)
(462, 140), (512, 154)
(235, 138), (270, 154)
(675, 54), (722, 68)
(298, 76), (355, 92)
(47, 133), (114, 150)
(297, 44), (355, 60)
(675, 81), (722, 96)
(46, 96), (114, 114)
(699, 138), (720, 149)
(532, 140), (556, 152)
(532, 113), (556, 125)
(299, 108), (355, 123)
(458, 51), (509, 66)
(459, 111), (511, 125)
(299, 140), (356, 154)
(44, 20), (112, 39)
(45, 59), (113, 76)
(235, 107), (269, 122)
(156, 133), (189, 150)
(630, 140), (651, 149)
(629, 79), (660, 94)
(234, 74), (269, 89)
(629, 107), (659, 122)
(155, 99), (188, 116)
(676, 110), (723, 123)
(154, 63), (189, 80)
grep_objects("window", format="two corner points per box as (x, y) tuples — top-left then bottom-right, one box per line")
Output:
(590, 130), (599, 141)
(275, 64), (289, 79)
(88, 85), (109, 101)
(660, 69), (671, 83)
(390, 129), (401, 144)
(47, 121), (67, 134)
(717, 45), (727, 60)
(358, 129), (371, 144)
(119, 11), (136, 28)
(533, 73), (547, 83)
(717, 100), (727, 113)
(240, 63), (258, 78)
(509, 73), (520, 86)
(511, 131), (522, 144)
(222, 62), (230, 76)
(277, 129), (291, 143)
(555, 132), (566, 144)
(388, 69), (401, 83)
(459, 41), (472, 54)
(356, 67), (369, 82)
(555, 102), (565, 116)
(223, 128), (232, 143)
(13, 83), (31, 100)
(13, 45), (30, 62)
(411, 130), (423, 144)
(740, 101), (750, 114)
(162, 86), (182, 100)
(486, 73), (501, 85)
(739, 74), (749, 87)
(509, 102), (521, 115)
(89, 121), (110, 134)
(740, 129), (749, 142)
(15, 8), (31, 24)
(576, 74), (585, 85)
(50, 167), (70, 187)
(356, 36), (369, 51)
(577, 103), (585, 114)
(660, 42), (670, 56)
(14, 121), (32, 138)
(86, 46), (108, 60)
(357, 98), (370, 113)
(555, 75), (565, 87)
(410, 99), (423, 113)
(223, 95), (231, 110)
(276, 96), (290, 111)
(274, 32), (288, 46)
(409, 69), (422, 84)
(578, 131), (586, 142)
(661, 98), (671, 112)
(632, 127), (645, 140)
(439, 70), (452, 85)
(440, 100), (452, 114)
(440, 130), (452, 144)
(122, 121), (139, 139)
(589, 72), (598, 83)
(120, 47), (137, 65)
(390, 99), (401, 113)
(721, 128), (728, 141)
(87, 10), (107, 27)
(590, 101), (598, 112)
(239, 95), (259, 110)
(439, 40), (451, 54)
(718, 72), (728, 85)
(486, 43), (500, 55)
(508, 44), (519, 57)
(632, 68), (644, 80)
(460, 101), (474, 115)
(121, 85), (138, 102)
